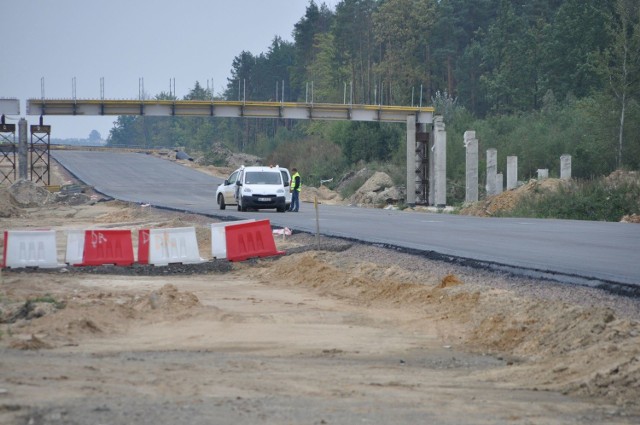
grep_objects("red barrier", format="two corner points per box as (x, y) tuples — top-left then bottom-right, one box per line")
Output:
(137, 229), (150, 264)
(225, 219), (285, 262)
(81, 230), (134, 266)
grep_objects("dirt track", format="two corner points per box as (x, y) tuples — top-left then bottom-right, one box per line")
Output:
(0, 198), (639, 424)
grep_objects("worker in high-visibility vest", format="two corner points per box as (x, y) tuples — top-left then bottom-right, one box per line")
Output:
(288, 168), (301, 212)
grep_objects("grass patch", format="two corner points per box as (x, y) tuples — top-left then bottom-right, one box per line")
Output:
(29, 294), (66, 310)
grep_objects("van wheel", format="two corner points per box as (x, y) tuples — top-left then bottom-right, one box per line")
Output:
(277, 206), (285, 213)
(218, 195), (226, 210)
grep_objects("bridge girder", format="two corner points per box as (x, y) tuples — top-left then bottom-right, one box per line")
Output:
(26, 99), (434, 124)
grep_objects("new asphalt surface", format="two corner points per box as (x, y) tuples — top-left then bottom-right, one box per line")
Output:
(51, 150), (640, 292)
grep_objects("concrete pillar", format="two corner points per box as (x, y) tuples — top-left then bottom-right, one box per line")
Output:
(486, 148), (497, 196)
(433, 116), (446, 207)
(496, 173), (504, 194)
(428, 129), (435, 205)
(18, 118), (28, 180)
(560, 154), (571, 180)
(537, 169), (549, 180)
(406, 115), (416, 206)
(464, 131), (478, 203)
(506, 156), (518, 190)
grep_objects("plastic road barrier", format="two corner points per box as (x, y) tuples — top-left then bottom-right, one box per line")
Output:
(65, 229), (86, 266)
(138, 227), (203, 266)
(210, 219), (255, 259)
(225, 219), (285, 262)
(138, 229), (150, 264)
(2, 230), (59, 268)
(80, 229), (134, 266)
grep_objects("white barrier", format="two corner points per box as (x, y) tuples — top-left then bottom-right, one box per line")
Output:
(147, 227), (203, 266)
(65, 230), (85, 266)
(2, 230), (59, 268)
(211, 219), (255, 259)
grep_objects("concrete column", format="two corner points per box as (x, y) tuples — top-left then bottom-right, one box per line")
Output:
(537, 169), (549, 180)
(464, 131), (478, 203)
(560, 154), (571, 180)
(506, 156), (518, 190)
(406, 115), (416, 206)
(486, 148), (497, 196)
(18, 118), (28, 180)
(433, 116), (446, 207)
(428, 128), (435, 205)
(496, 173), (504, 194)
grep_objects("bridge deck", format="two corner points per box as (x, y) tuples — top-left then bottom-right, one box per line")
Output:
(26, 99), (434, 124)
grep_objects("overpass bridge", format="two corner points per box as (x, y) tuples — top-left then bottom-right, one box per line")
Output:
(1, 97), (446, 206)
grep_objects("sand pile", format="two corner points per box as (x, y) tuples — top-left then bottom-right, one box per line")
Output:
(0, 187), (22, 217)
(459, 178), (568, 217)
(7, 179), (51, 207)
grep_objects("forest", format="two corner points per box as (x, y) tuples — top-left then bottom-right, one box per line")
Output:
(107, 0), (640, 204)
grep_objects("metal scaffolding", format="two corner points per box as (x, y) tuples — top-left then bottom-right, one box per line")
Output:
(30, 121), (51, 185)
(0, 119), (17, 185)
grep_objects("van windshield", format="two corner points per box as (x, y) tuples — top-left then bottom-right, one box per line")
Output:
(245, 171), (282, 185)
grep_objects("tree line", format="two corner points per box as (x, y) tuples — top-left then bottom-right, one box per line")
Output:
(108, 0), (640, 199)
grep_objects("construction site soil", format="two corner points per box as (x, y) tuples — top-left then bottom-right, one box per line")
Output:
(1, 160), (639, 424)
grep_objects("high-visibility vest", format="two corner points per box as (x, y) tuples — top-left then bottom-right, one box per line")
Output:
(291, 172), (301, 192)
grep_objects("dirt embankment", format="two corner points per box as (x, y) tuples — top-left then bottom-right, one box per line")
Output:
(1, 156), (639, 423)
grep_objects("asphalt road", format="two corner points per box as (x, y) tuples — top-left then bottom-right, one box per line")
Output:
(52, 150), (640, 291)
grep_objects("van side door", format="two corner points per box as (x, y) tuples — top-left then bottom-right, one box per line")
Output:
(224, 170), (239, 204)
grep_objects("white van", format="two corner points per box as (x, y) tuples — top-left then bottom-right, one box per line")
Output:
(216, 165), (287, 212)
(279, 167), (292, 210)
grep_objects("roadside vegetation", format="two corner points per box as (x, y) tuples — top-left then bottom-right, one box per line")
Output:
(103, 0), (640, 222)
(494, 173), (640, 221)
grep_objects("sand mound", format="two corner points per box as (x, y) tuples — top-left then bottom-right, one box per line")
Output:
(3, 284), (202, 349)
(252, 250), (640, 407)
(132, 284), (201, 312)
(8, 179), (51, 207)
(459, 178), (568, 216)
(9, 334), (52, 350)
(622, 213), (640, 223)
(301, 185), (344, 204)
(0, 188), (22, 218)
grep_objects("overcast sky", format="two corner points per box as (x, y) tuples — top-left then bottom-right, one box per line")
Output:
(1, 0), (339, 139)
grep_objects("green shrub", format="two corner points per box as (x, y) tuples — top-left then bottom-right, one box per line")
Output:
(30, 295), (66, 310)
(498, 177), (640, 221)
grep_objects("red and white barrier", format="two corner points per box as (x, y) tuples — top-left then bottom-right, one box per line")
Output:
(2, 230), (59, 269)
(138, 227), (203, 266)
(80, 229), (134, 266)
(211, 219), (255, 259)
(225, 219), (285, 262)
(65, 230), (85, 266)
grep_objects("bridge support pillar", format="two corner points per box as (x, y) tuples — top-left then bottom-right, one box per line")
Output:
(406, 116), (438, 206)
(464, 131), (478, 203)
(433, 116), (446, 207)
(405, 115), (447, 207)
(507, 156), (518, 189)
(496, 173), (504, 194)
(18, 118), (28, 180)
(406, 116), (416, 206)
(486, 148), (497, 196)
(560, 154), (572, 180)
